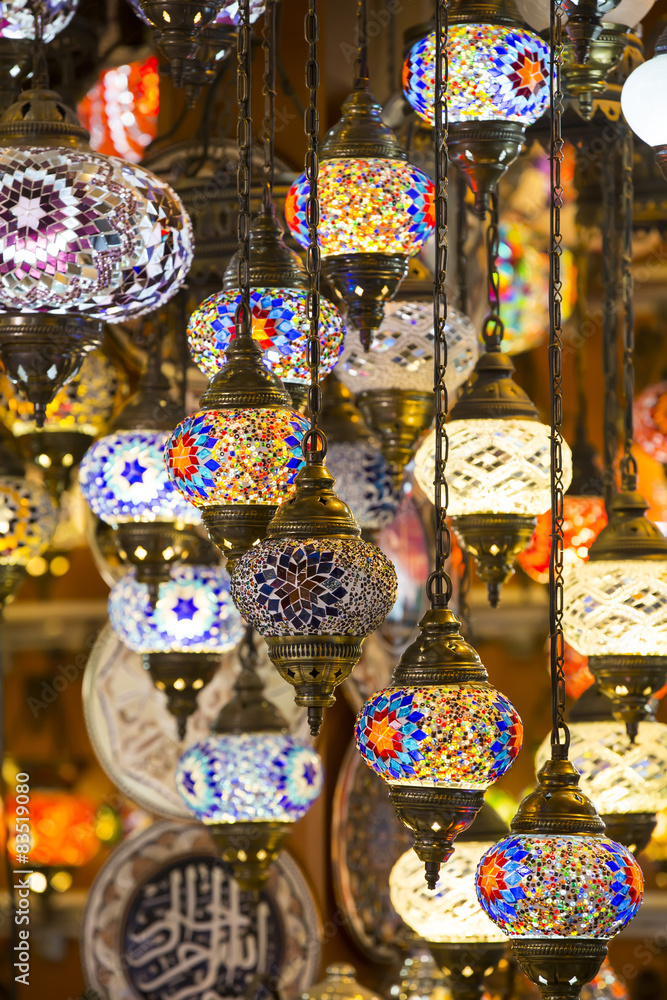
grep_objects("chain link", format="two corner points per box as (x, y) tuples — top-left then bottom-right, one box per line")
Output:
(549, 0), (568, 757)
(426, 0), (452, 608)
(302, 0), (325, 459)
(235, 0), (252, 342)
(261, 0), (277, 212)
(601, 147), (619, 511)
(481, 190), (505, 351)
(620, 125), (638, 492)
(455, 172), (468, 316)
(354, 0), (369, 89)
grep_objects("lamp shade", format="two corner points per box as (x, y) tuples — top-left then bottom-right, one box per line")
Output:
(285, 158), (435, 258)
(108, 563), (244, 654)
(79, 429), (201, 526)
(476, 834), (643, 939)
(0, 476), (58, 565)
(336, 301), (478, 397)
(176, 732), (323, 824)
(621, 50), (667, 149)
(390, 842), (507, 944)
(402, 24), (550, 127)
(0, 0), (79, 42)
(186, 286), (344, 385)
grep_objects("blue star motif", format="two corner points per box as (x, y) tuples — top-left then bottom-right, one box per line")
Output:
(122, 458), (147, 485)
(172, 596), (199, 620)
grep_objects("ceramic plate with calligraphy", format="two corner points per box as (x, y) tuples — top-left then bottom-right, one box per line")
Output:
(82, 820), (321, 1000)
(83, 623), (309, 819)
(331, 742), (416, 964)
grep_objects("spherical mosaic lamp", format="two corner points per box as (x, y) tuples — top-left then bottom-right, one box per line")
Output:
(0, 466), (58, 603)
(336, 260), (478, 480)
(0, 350), (126, 496)
(187, 209), (344, 410)
(231, 456), (398, 737)
(536, 684), (667, 855)
(109, 557), (244, 737)
(355, 607), (523, 888)
(476, 757), (644, 1000)
(390, 804), (509, 1000)
(285, 89), (435, 350)
(402, 0), (549, 215)
(79, 341), (203, 600)
(562, 488), (667, 739)
(176, 628), (323, 890)
(415, 352), (572, 606)
(622, 26), (667, 179)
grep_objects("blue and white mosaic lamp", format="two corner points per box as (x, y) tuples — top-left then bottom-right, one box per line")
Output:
(176, 629), (323, 891)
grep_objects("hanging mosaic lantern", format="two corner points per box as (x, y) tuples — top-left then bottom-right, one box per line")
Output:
(0, 460), (58, 603)
(335, 261), (478, 480)
(109, 558), (244, 737)
(536, 684), (667, 854)
(321, 376), (400, 534)
(562, 488), (667, 739)
(0, 84), (191, 420)
(176, 629), (323, 891)
(0, 0), (79, 43)
(622, 27), (667, 179)
(402, 0), (549, 216)
(415, 352), (572, 606)
(0, 350), (126, 497)
(284, 89), (435, 350)
(187, 209), (345, 411)
(355, 607), (523, 888)
(231, 456), (398, 737)
(476, 757), (644, 999)
(390, 804), (508, 1000)
(79, 341), (203, 602)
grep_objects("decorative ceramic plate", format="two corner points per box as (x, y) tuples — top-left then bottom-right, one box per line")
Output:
(82, 820), (321, 1000)
(331, 742), (415, 963)
(83, 623), (309, 819)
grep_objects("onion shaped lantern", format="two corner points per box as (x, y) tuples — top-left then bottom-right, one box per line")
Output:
(187, 209), (344, 411)
(109, 557), (244, 737)
(176, 629), (323, 891)
(402, 0), (549, 216)
(355, 607), (523, 888)
(284, 89), (435, 350)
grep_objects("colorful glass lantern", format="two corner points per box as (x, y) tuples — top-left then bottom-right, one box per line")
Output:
(475, 757), (644, 1000)
(284, 88), (435, 349)
(231, 458), (398, 736)
(518, 495), (607, 584)
(622, 28), (667, 179)
(109, 559), (244, 737)
(187, 209), (344, 408)
(0, 472), (58, 601)
(402, 1), (549, 215)
(537, 685), (667, 854)
(563, 489), (667, 738)
(176, 629), (323, 891)
(0, 0), (79, 43)
(0, 350), (126, 496)
(390, 805), (508, 1000)
(335, 261), (478, 479)
(355, 607), (522, 888)
(634, 380), (667, 463)
(7, 790), (100, 869)
(79, 341), (205, 601)
(77, 57), (160, 162)
(415, 353), (572, 606)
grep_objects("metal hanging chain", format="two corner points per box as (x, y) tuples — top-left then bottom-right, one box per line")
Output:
(302, 0), (324, 461)
(455, 172), (468, 316)
(261, 0), (277, 212)
(481, 189), (504, 353)
(354, 0), (369, 89)
(426, 0), (453, 609)
(620, 124), (638, 492)
(601, 147), (619, 510)
(29, 0), (49, 88)
(548, 0), (569, 758)
(235, 0), (253, 343)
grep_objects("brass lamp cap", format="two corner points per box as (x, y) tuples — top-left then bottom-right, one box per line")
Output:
(449, 0), (524, 26)
(511, 757), (605, 836)
(266, 460), (361, 539)
(113, 343), (184, 433)
(587, 490), (667, 562)
(199, 337), (293, 410)
(213, 630), (289, 735)
(391, 607), (488, 687)
(0, 87), (90, 149)
(448, 351), (539, 422)
(223, 208), (307, 292)
(320, 88), (408, 162)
